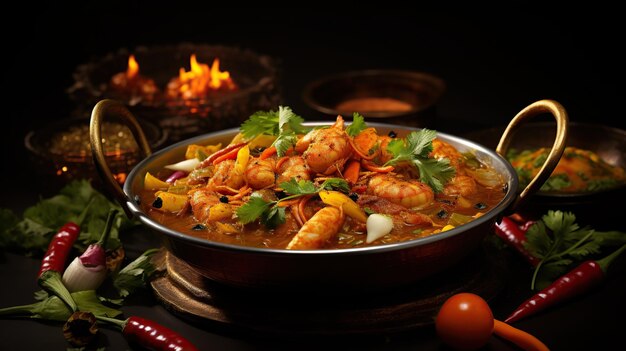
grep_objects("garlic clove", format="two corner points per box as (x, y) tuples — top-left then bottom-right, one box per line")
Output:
(366, 214), (394, 243)
(164, 158), (200, 172)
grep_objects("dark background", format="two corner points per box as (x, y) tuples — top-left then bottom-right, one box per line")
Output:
(1, 7), (624, 350)
(3, 8), (624, 198)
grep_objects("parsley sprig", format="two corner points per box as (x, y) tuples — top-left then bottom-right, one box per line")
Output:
(236, 178), (349, 228)
(525, 210), (626, 289)
(240, 106), (308, 157)
(383, 129), (456, 193)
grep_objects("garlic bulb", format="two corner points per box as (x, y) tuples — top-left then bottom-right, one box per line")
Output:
(366, 214), (393, 243)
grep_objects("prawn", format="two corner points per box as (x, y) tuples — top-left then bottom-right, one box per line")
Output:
(286, 206), (345, 250)
(367, 174), (434, 208)
(276, 156), (312, 185)
(431, 139), (464, 173)
(189, 189), (221, 223)
(443, 175), (477, 196)
(296, 116), (351, 175)
(207, 159), (245, 189)
(244, 157), (276, 189)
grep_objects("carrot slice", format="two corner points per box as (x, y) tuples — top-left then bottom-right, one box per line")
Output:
(298, 195), (313, 222)
(343, 160), (361, 184)
(212, 145), (244, 165)
(259, 145), (277, 160)
(361, 160), (394, 173)
(200, 142), (247, 167)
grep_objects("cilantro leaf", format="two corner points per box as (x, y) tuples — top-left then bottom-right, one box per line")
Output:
(523, 210), (626, 290)
(240, 109), (281, 140)
(280, 179), (318, 196)
(261, 206), (286, 229)
(273, 131), (297, 157)
(319, 178), (350, 193)
(345, 112), (367, 137)
(239, 106), (307, 143)
(525, 220), (551, 259)
(239, 177), (350, 229)
(236, 195), (273, 224)
(384, 129), (455, 193)
(112, 248), (159, 298)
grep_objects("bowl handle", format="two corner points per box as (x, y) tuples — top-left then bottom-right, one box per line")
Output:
(90, 99), (152, 217)
(496, 99), (568, 212)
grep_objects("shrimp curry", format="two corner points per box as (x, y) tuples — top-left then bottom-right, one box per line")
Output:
(139, 108), (507, 250)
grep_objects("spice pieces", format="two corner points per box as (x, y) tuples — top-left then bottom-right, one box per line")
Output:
(49, 122), (139, 158)
(63, 311), (99, 347)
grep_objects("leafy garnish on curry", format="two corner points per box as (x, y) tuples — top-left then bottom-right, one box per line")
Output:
(140, 107), (507, 250)
(508, 147), (626, 193)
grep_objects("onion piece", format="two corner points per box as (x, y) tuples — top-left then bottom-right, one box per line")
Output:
(166, 171), (187, 184)
(465, 168), (503, 188)
(164, 158), (200, 172)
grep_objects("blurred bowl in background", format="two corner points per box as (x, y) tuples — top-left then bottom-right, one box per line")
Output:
(462, 122), (626, 223)
(302, 69), (445, 126)
(25, 117), (167, 186)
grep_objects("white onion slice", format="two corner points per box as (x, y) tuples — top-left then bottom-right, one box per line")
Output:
(164, 158), (200, 172)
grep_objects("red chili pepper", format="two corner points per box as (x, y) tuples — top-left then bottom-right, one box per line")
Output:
(494, 216), (540, 266)
(37, 222), (81, 312)
(37, 201), (93, 312)
(98, 316), (198, 351)
(505, 243), (626, 324)
(199, 142), (246, 167)
(38, 222), (81, 276)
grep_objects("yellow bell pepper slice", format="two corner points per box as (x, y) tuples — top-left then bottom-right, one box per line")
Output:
(144, 172), (169, 190)
(208, 203), (233, 222)
(234, 145), (250, 174)
(153, 191), (188, 212)
(318, 190), (367, 223)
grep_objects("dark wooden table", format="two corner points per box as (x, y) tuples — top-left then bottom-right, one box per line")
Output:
(1, 9), (624, 350)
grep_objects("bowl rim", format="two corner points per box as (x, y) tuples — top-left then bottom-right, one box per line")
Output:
(301, 69), (446, 118)
(124, 121), (517, 256)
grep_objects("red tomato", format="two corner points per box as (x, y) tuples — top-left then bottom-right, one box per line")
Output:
(435, 293), (495, 350)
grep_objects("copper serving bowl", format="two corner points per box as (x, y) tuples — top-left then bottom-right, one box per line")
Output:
(90, 99), (567, 293)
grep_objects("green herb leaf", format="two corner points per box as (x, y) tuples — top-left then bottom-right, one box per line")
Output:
(383, 129), (455, 193)
(0, 180), (136, 255)
(240, 109), (281, 140)
(345, 112), (367, 137)
(524, 210), (625, 290)
(112, 248), (159, 298)
(261, 206), (286, 229)
(319, 178), (350, 193)
(540, 173), (571, 191)
(236, 194), (273, 224)
(280, 179), (318, 196)
(72, 290), (122, 318)
(524, 221), (552, 259)
(240, 106), (307, 142)
(273, 131), (297, 157)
